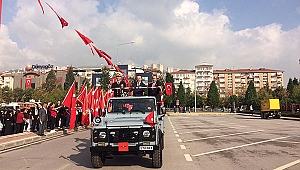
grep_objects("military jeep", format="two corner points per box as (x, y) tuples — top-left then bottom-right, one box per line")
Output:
(90, 96), (165, 168)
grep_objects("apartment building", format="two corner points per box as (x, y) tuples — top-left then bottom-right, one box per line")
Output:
(213, 68), (284, 97)
(170, 69), (196, 93)
(195, 62), (214, 95)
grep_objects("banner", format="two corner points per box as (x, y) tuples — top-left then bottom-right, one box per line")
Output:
(25, 78), (32, 88)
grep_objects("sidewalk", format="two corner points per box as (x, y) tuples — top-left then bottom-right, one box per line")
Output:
(0, 126), (88, 153)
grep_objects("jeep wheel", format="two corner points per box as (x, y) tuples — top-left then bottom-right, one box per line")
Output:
(152, 144), (162, 168)
(91, 152), (104, 168)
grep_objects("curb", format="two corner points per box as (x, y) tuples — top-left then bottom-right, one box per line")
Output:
(0, 126), (89, 152)
(167, 112), (236, 116)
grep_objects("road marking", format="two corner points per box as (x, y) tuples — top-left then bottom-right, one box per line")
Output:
(174, 131), (178, 134)
(179, 129), (220, 134)
(174, 125), (245, 130)
(178, 139), (182, 142)
(175, 134), (179, 137)
(191, 136), (290, 157)
(180, 145), (186, 150)
(274, 159), (300, 170)
(184, 130), (264, 142)
(184, 154), (193, 161)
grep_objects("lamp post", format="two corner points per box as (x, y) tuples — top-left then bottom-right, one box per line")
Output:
(116, 41), (134, 64)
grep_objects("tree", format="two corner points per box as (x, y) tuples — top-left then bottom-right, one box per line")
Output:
(64, 67), (75, 91)
(292, 77), (299, 85)
(207, 81), (220, 108)
(244, 81), (258, 106)
(23, 88), (34, 102)
(43, 69), (57, 93)
(176, 81), (186, 106)
(291, 85), (300, 104)
(32, 87), (47, 102)
(82, 77), (91, 91)
(13, 88), (24, 102)
(44, 87), (65, 103)
(229, 95), (238, 107)
(287, 78), (294, 98)
(2, 86), (13, 103)
(257, 83), (273, 100)
(99, 67), (111, 93)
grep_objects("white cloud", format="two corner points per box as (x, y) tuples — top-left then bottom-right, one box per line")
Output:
(0, 0), (299, 84)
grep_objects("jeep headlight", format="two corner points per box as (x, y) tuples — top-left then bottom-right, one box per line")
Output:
(143, 130), (150, 138)
(99, 132), (106, 138)
(93, 116), (101, 125)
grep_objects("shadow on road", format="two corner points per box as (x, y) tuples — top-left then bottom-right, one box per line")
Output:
(63, 137), (152, 168)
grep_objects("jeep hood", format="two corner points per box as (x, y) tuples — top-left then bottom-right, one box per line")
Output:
(105, 117), (146, 127)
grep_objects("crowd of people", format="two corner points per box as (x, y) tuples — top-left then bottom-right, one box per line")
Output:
(0, 101), (84, 136)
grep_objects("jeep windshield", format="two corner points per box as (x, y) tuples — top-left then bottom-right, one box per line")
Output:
(107, 97), (156, 114)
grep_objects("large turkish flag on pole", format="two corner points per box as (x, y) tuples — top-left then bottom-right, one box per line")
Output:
(25, 78), (32, 88)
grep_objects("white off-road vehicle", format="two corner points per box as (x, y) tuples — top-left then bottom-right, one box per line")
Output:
(90, 96), (165, 168)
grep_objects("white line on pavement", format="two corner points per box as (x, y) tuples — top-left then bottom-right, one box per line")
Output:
(177, 139), (182, 143)
(179, 129), (220, 134)
(184, 130), (264, 142)
(57, 164), (70, 170)
(174, 131), (178, 134)
(275, 140), (300, 144)
(184, 154), (193, 161)
(273, 159), (300, 170)
(175, 134), (180, 137)
(180, 145), (186, 150)
(191, 136), (290, 157)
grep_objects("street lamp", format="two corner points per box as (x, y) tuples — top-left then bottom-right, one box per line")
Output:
(116, 41), (134, 64)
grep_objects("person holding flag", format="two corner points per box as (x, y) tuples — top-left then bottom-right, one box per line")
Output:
(62, 81), (77, 130)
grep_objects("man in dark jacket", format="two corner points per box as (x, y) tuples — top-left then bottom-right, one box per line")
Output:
(38, 102), (48, 136)
(148, 75), (163, 114)
(132, 75), (146, 96)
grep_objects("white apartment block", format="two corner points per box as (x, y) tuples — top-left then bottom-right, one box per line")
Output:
(195, 62), (214, 95)
(170, 69), (196, 93)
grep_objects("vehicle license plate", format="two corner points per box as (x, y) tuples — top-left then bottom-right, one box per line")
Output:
(139, 146), (153, 150)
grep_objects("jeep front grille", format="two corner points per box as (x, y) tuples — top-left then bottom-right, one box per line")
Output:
(108, 128), (141, 143)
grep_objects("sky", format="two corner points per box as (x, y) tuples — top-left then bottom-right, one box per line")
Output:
(0, 0), (300, 85)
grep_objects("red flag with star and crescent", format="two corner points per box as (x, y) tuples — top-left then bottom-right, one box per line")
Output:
(46, 2), (68, 28)
(25, 78), (32, 88)
(62, 81), (76, 130)
(165, 82), (173, 95)
(145, 111), (155, 127)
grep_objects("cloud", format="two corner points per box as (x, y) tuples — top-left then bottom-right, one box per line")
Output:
(0, 0), (299, 85)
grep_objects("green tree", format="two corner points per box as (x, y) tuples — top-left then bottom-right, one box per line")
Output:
(32, 87), (47, 102)
(2, 86), (13, 103)
(0, 88), (3, 103)
(99, 67), (111, 93)
(257, 83), (273, 100)
(229, 95), (238, 107)
(82, 77), (91, 91)
(64, 67), (75, 91)
(291, 85), (300, 104)
(176, 81), (186, 106)
(244, 81), (258, 106)
(23, 88), (34, 102)
(44, 87), (65, 103)
(287, 78), (294, 98)
(293, 77), (299, 85)
(207, 81), (220, 108)
(42, 69), (57, 93)
(13, 88), (24, 102)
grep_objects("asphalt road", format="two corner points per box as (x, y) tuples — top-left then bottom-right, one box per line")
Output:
(0, 113), (299, 170)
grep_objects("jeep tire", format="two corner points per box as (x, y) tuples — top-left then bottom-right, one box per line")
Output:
(152, 142), (163, 168)
(91, 152), (104, 168)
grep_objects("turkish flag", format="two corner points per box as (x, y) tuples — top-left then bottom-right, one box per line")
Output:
(25, 78), (32, 88)
(165, 82), (173, 95)
(62, 81), (76, 130)
(75, 30), (93, 45)
(145, 111), (155, 127)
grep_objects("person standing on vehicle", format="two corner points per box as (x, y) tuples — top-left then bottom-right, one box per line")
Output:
(38, 102), (47, 136)
(132, 75), (146, 96)
(111, 73), (127, 97)
(148, 75), (163, 114)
